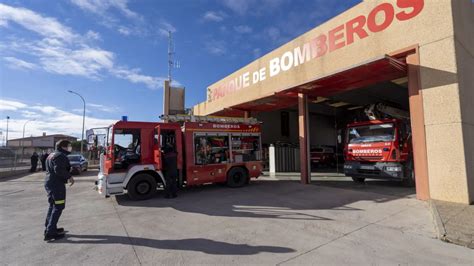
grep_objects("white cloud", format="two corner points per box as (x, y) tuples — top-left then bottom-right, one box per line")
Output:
(202, 11), (226, 22)
(21, 110), (41, 118)
(85, 30), (101, 40)
(234, 25), (252, 34)
(0, 99), (27, 111)
(118, 26), (131, 36)
(70, 0), (140, 20)
(70, 0), (144, 36)
(0, 3), (169, 89)
(158, 21), (176, 37)
(205, 40), (227, 56)
(0, 99), (117, 139)
(3, 56), (37, 70)
(0, 3), (77, 42)
(110, 67), (165, 90)
(88, 103), (120, 113)
(34, 45), (115, 78)
(222, 0), (253, 15)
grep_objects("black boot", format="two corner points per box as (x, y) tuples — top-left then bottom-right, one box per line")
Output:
(44, 232), (65, 241)
(44, 228), (64, 235)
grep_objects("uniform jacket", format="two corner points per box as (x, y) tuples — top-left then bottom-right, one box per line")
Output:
(45, 148), (71, 187)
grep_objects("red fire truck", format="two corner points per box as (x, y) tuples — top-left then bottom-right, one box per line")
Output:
(343, 104), (414, 186)
(96, 115), (263, 200)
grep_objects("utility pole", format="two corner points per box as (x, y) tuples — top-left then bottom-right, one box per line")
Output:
(5, 116), (9, 147)
(68, 90), (86, 155)
(21, 119), (35, 159)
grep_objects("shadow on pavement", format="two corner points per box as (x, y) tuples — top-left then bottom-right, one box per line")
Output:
(116, 179), (414, 221)
(311, 179), (415, 198)
(58, 234), (296, 255)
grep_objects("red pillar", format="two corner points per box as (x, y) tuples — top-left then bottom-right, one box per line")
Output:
(298, 93), (310, 184)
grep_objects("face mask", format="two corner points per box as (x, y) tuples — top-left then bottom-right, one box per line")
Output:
(67, 145), (73, 152)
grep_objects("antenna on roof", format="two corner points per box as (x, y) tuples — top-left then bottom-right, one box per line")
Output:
(167, 31), (180, 84)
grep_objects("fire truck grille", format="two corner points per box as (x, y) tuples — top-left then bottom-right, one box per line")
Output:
(355, 156), (383, 161)
(357, 169), (381, 175)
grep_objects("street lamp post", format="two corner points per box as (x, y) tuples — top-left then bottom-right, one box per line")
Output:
(5, 116), (9, 147)
(68, 90), (86, 155)
(21, 119), (36, 160)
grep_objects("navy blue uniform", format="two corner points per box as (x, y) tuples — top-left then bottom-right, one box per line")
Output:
(163, 150), (178, 197)
(44, 148), (71, 234)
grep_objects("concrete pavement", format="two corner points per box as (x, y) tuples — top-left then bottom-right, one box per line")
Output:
(0, 171), (472, 265)
(431, 199), (474, 249)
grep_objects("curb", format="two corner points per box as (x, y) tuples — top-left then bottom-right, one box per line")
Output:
(428, 200), (447, 241)
(429, 200), (474, 249)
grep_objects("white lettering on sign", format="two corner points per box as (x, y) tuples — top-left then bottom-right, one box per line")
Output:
(353, 149), (383, 154)
(212, 124), (240, 129)
(207, 0), (425, 102)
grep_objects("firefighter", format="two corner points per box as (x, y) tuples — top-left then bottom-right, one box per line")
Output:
(44, 140), (75, 241)
(40, 151), (49, 171)
(30, 152), (39, 172)
(162, 143), (178, 199)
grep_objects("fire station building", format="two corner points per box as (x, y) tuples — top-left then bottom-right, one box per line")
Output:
(193, 0), (474, 204)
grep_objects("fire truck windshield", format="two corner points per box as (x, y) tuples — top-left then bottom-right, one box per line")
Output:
(348, 123), (395, 144)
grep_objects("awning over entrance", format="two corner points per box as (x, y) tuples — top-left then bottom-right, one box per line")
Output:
(215, 55), (407, 116)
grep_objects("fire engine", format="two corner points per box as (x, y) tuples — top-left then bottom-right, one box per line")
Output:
(96, 115), (263, 200)
(343, 103), (414, 186)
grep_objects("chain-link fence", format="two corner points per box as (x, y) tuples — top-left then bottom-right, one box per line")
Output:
(0, 147), (99, 177)
(0, 147), (32, 177)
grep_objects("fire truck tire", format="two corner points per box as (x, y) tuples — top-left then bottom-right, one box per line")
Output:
(351, 176), (366, 183)
(127, 173), (157, 201)
(226, 167), (248, 188)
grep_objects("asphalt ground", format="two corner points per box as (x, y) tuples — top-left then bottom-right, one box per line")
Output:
(1, 171), (473, 265)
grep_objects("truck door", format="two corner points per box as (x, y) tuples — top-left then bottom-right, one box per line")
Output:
(153, 126), (162, 170)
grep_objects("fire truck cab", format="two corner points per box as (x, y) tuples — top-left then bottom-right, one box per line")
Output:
(97, 116), (263, 200)
(343, 118), (414, 185)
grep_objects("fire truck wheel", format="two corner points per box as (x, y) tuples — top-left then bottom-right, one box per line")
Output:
(226, 167), (248, 188)
(128, 173), (157, 200)
(351, 176), (365, 183)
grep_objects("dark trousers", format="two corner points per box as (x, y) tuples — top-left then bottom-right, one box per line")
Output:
(30, 162), (37, 172)
(164, 171), (178, 197)
(41, 161), (46, 171)
(44, 184), (66, 234)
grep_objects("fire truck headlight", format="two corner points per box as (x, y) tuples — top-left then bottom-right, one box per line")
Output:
(386, 166), (402, 172)
(344, 164), (352, 169)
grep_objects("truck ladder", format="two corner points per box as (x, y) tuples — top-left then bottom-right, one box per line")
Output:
(160, 114), (260, 124)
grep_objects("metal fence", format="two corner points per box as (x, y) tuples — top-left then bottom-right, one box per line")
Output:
(274, 145), (301, 172)
(0, 147), (97, 174)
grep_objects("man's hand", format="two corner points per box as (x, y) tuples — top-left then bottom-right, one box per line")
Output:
(69, 176), (75, 186)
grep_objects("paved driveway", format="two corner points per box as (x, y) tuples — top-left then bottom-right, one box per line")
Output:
(1, 171), (472, 265)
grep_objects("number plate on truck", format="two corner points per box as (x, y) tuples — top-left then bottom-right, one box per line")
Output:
(360, 165), (375, 170)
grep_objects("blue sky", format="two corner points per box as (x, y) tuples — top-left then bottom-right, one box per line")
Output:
(0, 0), (360, 141)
